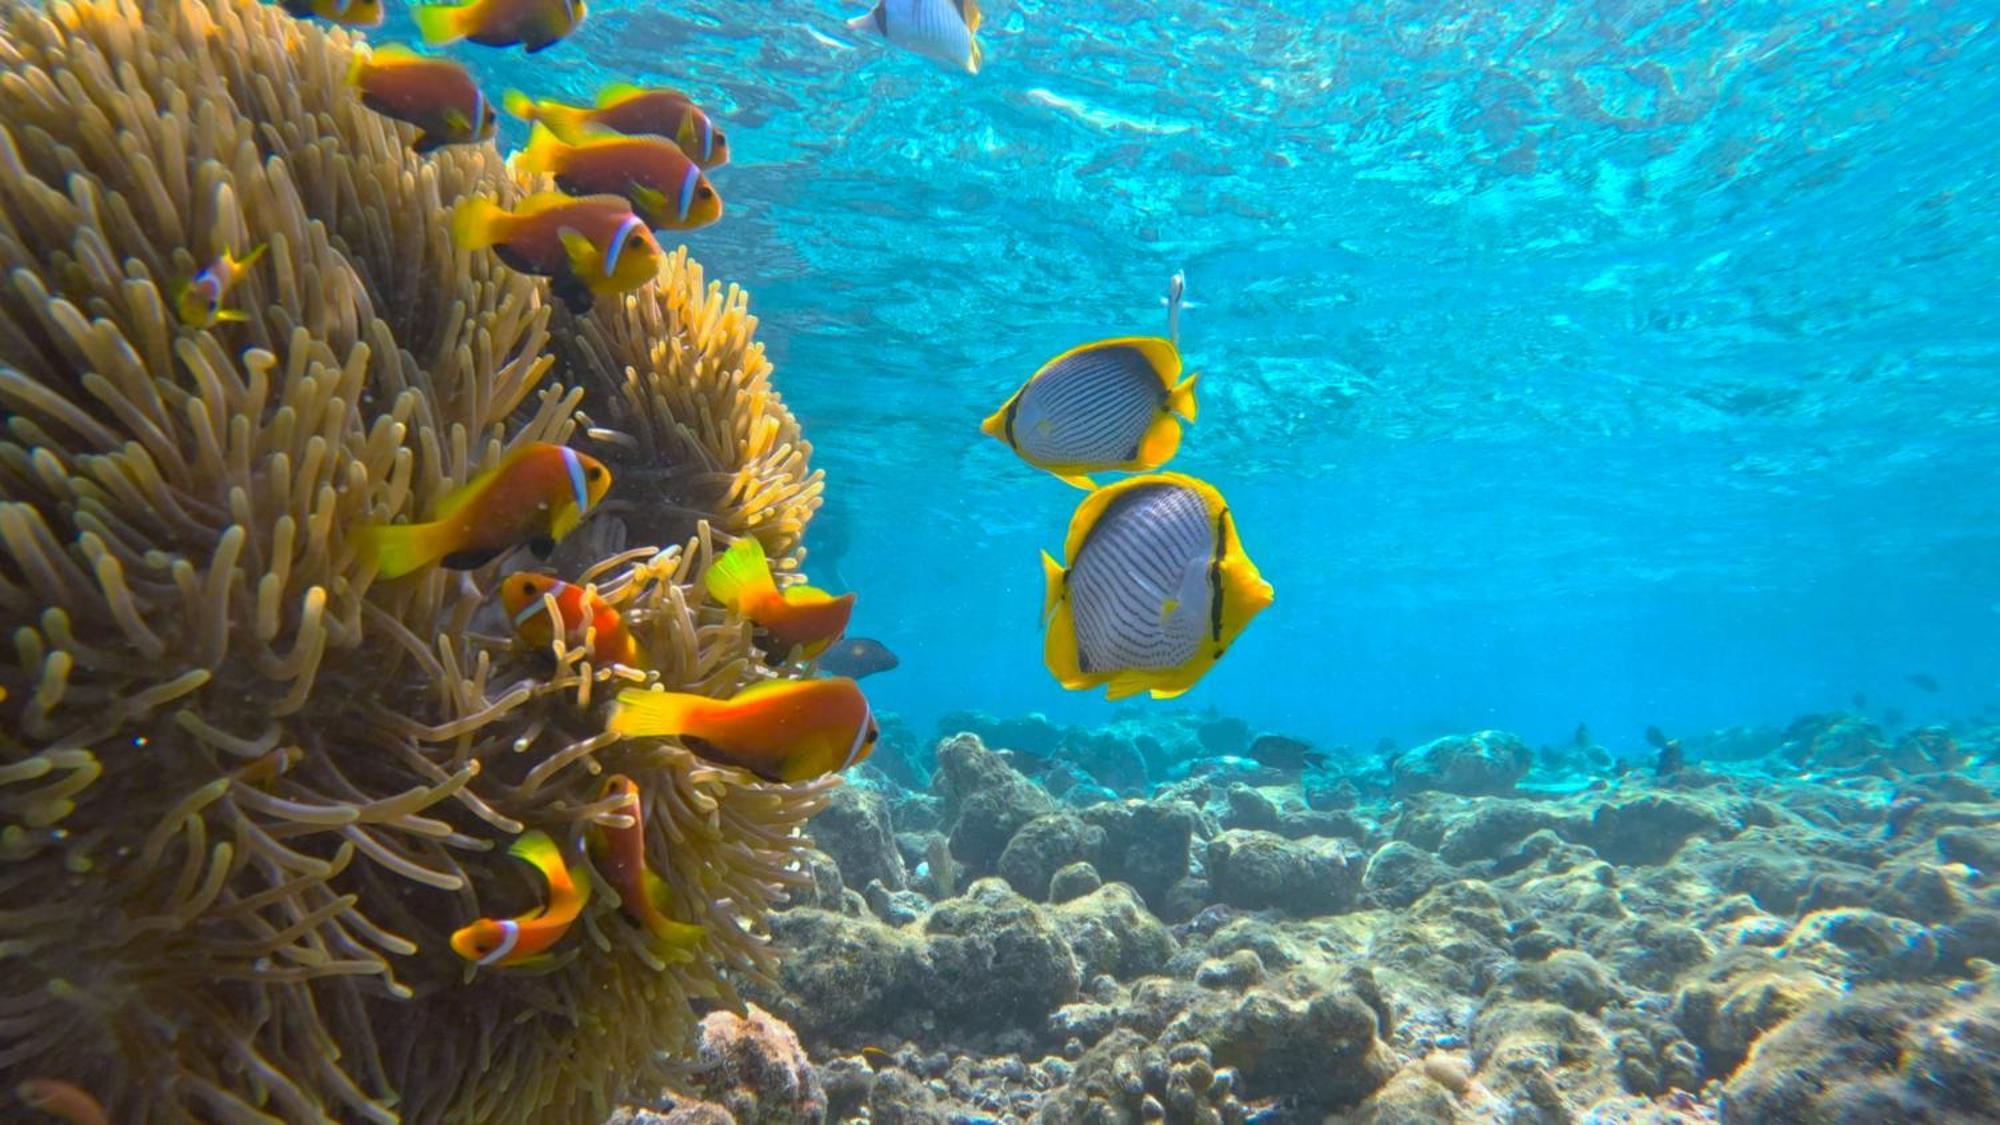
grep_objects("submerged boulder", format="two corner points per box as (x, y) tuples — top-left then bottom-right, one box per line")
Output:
(1205, 830), (1365, 915)
(1392, 732), (1534, 797)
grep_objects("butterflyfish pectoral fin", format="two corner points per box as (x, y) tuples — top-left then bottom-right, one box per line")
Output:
(1169, 371), (1199, 422)
(1133, 412), (1181, 470)
(1057, 473), (1097, 491)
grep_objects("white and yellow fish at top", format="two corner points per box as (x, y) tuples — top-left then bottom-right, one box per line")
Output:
(848, 0), (984, 74)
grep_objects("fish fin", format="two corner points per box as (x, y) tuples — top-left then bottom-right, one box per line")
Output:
(642, 872), (706, 955)
(352, 521), (446, 579)
(443, 108), (470, 133)
(779, 584), (837, 606)
(366, 42), (424, 65)
(213, 309), (249, 323)
(609, 688), (708, 738)
(1041, 557), (1087, 689)
(556, 226), (600, 280)
(1134, 412), (1182, 470)
(957, 0), (983, 33)
(597, 81), (671, 107)
(727, 677), (813, 705)
(1056, 473), (1096, 491)
(630, 184), (670, 224)
(845, 10), (875, 33)
(409, 3), (466, 45)
(502, 89), (538, 122)
(234, 242), (269, 272)
(508, 830), (564, 884)
(1105, 672), (1157, 702)
(514, 190), (585, 216)
(978, 406), (1010, 442)
(1168, 370), (1199, 422)
(515, 123), (568, 175)
(704, 537), (779, 611)
(549, 497), (583, 542)
(411, 131), (447, 155)
(344, 49), (370, 88)
(439, 545), (503, 570)
(1039, 550), (1067, 625)
(967, 37), (982, 75)
(449, 196), (509, 251)
(427, 457), (512, 526)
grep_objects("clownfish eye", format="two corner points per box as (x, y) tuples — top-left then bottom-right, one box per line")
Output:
(696, 185), (714, 200)
(586, 465), (606, 482)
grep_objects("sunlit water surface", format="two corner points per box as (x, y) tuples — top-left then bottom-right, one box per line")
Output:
(388, 0), (2000, 757)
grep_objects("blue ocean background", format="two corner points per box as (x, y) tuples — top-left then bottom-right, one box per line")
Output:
(390, 0), (2000, 755)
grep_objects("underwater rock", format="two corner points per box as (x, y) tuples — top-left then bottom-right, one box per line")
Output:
(1062, 725), (1157, 794)
(1722, 984), (2000, 1122)
(1469, 1000), (1622, 1119)
(1587, 918), (1714, 993)
(865, 1068), (954, 1125)
(1774, 907), (1938, 983)
(1342, 1057), (1484, 1123)
(923, 878), (1084, 1031)
(1411, 798), (1576, 865)
(1489, 950), (1624, 1015)
(1078, 799), (1201, 911)
(1050, 861), (1106, 903)
(1938, 825), (2000, 873)
(1392, 731), (1534, 797)
(1890, 726), (1968, 773)
(1670, 948), (1839, 1079)
(1205, 829), (1365, 915)
(998, 812), (1108, 900)
(608, 1103), (738, 1125)
(811, 784), (908, 893)
(939, 710), (1067, 758)
(869, 714), (931, 790)
(1164, 970), (1400, 1111)
(1779, 713), (1888, 770)
(684, 1005), (829, 1125)
(1363, 840), (1458, 909)
(766, 908), (930, 1041)
(1579, 793), (1736, 865)
(1194, 949), (1267, 991)
(1053, 883), (1177, 982)
(1034, 1030), (1253, 1125)
(863, 882), (931, 926)
(933, 734), (1060, 874)
(1220, 784), (1284, 832)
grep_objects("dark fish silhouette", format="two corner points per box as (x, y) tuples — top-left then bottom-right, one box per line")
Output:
(1644, 725), (1668, 751)
(1908, 673), (1940, 693)
(1246, 734), (1327, 772)
(1655, 739), (1684, 777)
(816, 636), (899, 679)
(1852, 691), (1868, 710)
(1573, 723), (1591, 748)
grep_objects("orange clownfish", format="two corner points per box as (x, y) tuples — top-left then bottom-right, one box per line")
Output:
(346, 45), (496, 154)
(449, 830), (590, 968)
(609, 677), (879, 784)
(499, 572), (638, 666)
(352, 441), (612, 579)
(277, 0), (384, 28)
(503, 84), (730, 168)
(412, 0), (585, 53)
(172, 244), (266, 328)
(704, 536), (854, 660)
(513, 126), (723, 232)
(451, 192), (663, 313)
(591, 776), (705, 960)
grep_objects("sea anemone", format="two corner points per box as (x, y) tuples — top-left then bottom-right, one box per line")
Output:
(0, 0), (828, 1119)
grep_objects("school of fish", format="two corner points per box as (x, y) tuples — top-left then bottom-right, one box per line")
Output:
(246, 0), (1258, 980)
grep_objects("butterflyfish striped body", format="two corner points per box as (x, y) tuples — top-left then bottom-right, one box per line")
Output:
(981, 336), (1197, 490)
(1041, 472), (1271, 701)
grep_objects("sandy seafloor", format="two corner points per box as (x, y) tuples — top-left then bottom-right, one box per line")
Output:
(614, 710), (2000, 1124)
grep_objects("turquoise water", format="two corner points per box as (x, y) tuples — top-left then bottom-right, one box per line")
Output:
(410, 0), (2000, 752)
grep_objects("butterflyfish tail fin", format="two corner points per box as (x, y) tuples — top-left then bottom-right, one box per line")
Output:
(409, 3), (466, 45)
(1169, 371), (1198, 422)
(450, 197), (509, 252)
(704, 536), (779, 611)
(352, 520), (446, 579)
(609, 688), (708, 739)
